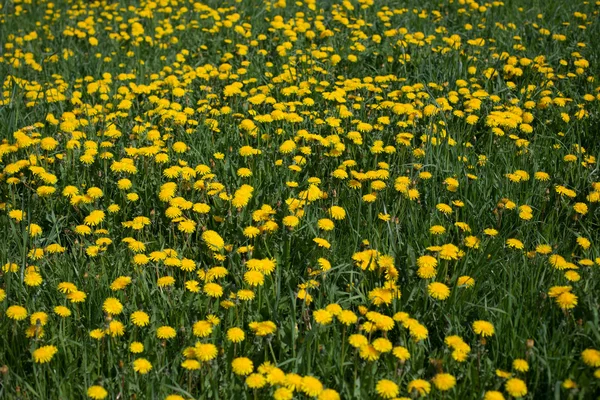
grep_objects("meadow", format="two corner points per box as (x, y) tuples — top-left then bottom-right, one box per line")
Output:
(1, 0), (600, 398)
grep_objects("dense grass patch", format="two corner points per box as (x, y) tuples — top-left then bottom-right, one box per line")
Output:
(1, 0), (600, 398)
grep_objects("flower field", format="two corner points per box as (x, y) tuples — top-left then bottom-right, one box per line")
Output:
(1, 0), (600, 398)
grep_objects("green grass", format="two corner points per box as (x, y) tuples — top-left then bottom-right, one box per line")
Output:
(1, 0), (600, 399)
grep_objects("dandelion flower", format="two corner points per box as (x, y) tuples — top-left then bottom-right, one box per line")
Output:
(473, 320), (495, 337)
(133, 358), (152, 374)
(329, 206), (346, 220)
(193, 320), (213, 338)
(318, 389), (340, 400)
(432, 373), (456, 391)
(313, 309), (333, 325)
(7, 305), (28, 321)
(87, 386), (108, 399)
(107, 321), (125, 337)
(226, 327), (245, 343)
(131, 311), (150, 327)
(484, 391), (505, 400)
(202, 230), (225, 251)
(582, 349), (600, 367)
(246, 373), (267, 389)
(231, 357), (253, 375)
(273, 387), (294, 400)
(33, 345), (58, 363)
(102, 298), (123, 315)
(195, 343), (218, 362)
(513, 359), (529, 372)
(54, 306), (71, 318)
(392, 346), (411, 361)
(130, 342), (144, 353)
(376, 379), (399, 398)
(407, 379), (431, 396)
(505, 378), (527, 397)
(156, 326), (176, 340)
(337, 310), (358, 325)
(244, 271), (264, 287)
(301, 376), (323, 397)
(428, 282), (451, 300)
(556, 291), (578, 309)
